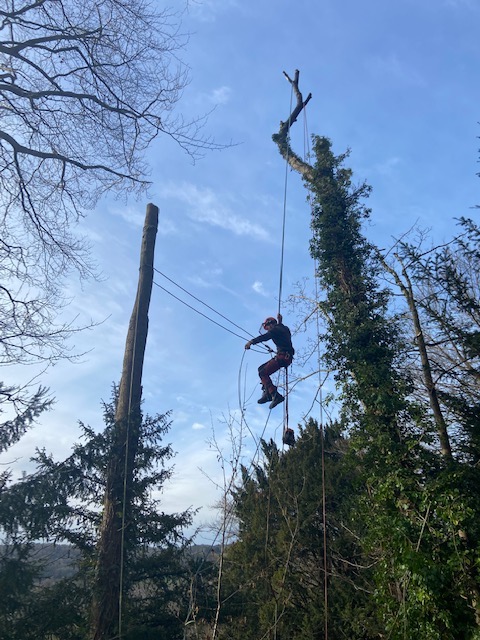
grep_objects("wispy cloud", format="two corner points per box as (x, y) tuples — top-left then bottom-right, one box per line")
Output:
(110, 205), (145, 228)
(192, 85), (232, 110)
(189, 267), (224, 288)
(159, 182), (270, 241)
(209, 86), (232, 105)
(188, 0), (240, 22)
(110, 204), (178, 235)
(374, 156), (402, 176)
(192, 422), (206, 430)
(443, 0), (478, 8)
(252, 281), (268, 296)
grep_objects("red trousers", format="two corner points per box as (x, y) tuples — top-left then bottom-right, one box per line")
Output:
(258, 352), (292, 395)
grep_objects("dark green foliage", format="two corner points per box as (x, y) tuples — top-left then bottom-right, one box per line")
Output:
(264, 125), (480, 637)
(219, 420), (380, 640)
(0, 383), (51, 453)
(0, 543), (42, 640)
(0, 541), (90, 640)
(304, 138), (480, 637)
(0, 390), (192, 639)
(307, 136), (409, 435)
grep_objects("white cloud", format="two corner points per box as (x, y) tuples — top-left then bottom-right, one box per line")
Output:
(189, 267), (224, 288)
(110, 205), (145, 228)
(192, 422), (206, 430)
(252, 280), (268, 296)
(110, 204), (178, 235)
(158, 182), (270, 241)
(210, 86), (232, 105)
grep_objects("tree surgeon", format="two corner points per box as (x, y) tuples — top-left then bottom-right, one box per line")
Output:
(245, 313), (294, 410)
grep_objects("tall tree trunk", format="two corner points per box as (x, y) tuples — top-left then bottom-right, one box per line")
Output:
(380, 254), (453, 458)
(272, 71), (480, 630)
(380, 253), (480, 623)
(91, 203), (159, 640)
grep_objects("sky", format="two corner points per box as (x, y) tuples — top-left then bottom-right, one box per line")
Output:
(1, 0), (480, 543)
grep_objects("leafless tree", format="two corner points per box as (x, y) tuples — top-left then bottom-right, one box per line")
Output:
(381, 224), (480, 456)
(0, 0), (222, 329)
(0, 0), (217, 234)
(0, 0), (222, 432)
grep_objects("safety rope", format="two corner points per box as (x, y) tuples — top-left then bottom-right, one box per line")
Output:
(315, 257), (329, 640)
(277, 83), (294, 316)
(307, 100), (329, 638)
(275, 80), (294, 461)
(284, 367), (289, 444)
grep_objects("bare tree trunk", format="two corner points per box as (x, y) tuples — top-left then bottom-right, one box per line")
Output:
(272, 70), (313, 181)
(91, 203), (159, 640)
(380, 254), (453, 458)
(380, 253), (480, 623)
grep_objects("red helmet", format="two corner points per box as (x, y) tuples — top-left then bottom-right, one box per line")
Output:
(262, 317), (277, 330)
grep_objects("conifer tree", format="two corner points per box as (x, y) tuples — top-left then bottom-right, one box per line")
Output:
(0, 383), (51, 453)
(0, 391), (192, 639)
(217, 421), (377, 640)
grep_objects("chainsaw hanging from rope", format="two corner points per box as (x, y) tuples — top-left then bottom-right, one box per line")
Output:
(245, 313), (295, 411)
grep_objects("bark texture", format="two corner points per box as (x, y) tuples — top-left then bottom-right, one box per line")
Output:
(91, 203), (159, 640)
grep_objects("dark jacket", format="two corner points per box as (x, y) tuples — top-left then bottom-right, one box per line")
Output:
(250, 323), (294, 356)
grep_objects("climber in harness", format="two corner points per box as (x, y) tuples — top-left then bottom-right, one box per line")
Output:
(245, 313), (294, 410)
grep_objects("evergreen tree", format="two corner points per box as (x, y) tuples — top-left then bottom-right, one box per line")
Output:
(300, 134), (479, 638)
(0, 391), (192, 639)
(218, 421), (378, 640)
(0, 383), (51, 453)
(271, 71), (480, 637)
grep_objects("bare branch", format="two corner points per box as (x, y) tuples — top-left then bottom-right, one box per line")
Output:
(272, 69), (314, 182)
(0, 0), (227, 374)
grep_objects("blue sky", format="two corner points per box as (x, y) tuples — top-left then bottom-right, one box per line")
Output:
(1, 0), (480, 542)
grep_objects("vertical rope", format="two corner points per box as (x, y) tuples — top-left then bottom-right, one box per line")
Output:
(314, 256), (328, 640)
(277, 84), (294, 316)
(320, 402), (329, 640)
(303, 91), (328, 636)
(284, 368), (289, 441)
(276, 82), (294, 466)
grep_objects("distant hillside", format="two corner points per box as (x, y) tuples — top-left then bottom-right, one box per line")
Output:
(0, 542), (221, 583)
